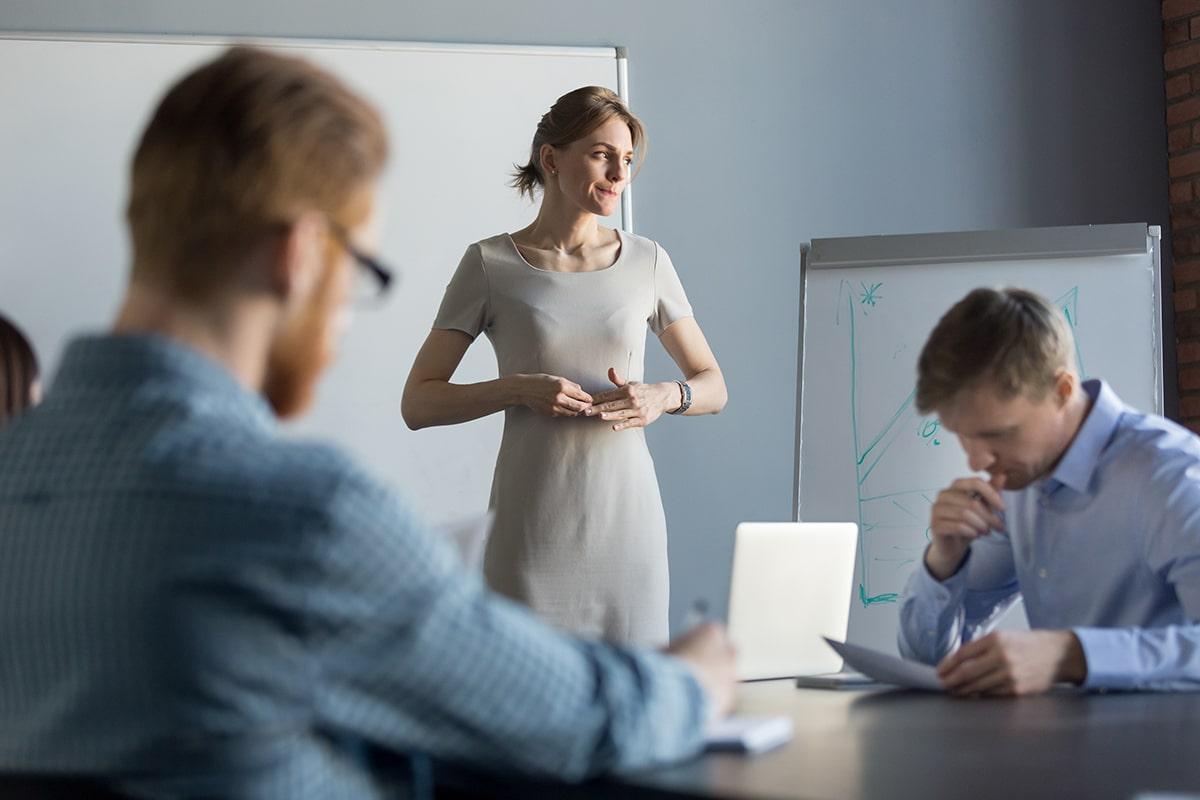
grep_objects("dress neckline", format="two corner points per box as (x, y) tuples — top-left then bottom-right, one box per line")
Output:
(504, 229), (626, 275)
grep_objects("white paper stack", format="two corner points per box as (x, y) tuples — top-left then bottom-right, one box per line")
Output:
(823, 637), (943, 692)
(704, 715), (794, 755)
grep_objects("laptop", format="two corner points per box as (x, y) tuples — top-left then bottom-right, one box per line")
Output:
(726, 522), (858, 681)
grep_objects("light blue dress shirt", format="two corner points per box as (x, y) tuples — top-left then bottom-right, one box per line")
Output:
(898, 379), (1200, 690)
(0, 335), (707, 798)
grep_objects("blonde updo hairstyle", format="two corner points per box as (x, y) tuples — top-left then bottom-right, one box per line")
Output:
(511, 86), (646, 200)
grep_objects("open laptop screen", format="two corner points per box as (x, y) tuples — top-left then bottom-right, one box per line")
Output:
(727, 522), (858, 681)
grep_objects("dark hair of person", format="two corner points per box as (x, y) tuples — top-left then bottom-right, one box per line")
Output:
(0, 313), (39, 428)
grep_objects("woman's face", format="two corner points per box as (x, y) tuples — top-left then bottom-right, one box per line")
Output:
(545, 117), (634, 218)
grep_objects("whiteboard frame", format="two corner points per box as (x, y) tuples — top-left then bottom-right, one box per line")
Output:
(0, 31), (635, 233)
(793, 223), (1164, 520)
(616, 46), (633, 232)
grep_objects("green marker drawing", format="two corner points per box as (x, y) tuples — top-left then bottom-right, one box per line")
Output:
(836, 280), (1084, 607)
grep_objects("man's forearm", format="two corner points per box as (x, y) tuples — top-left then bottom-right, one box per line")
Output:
(1073, 624), (1200, 690)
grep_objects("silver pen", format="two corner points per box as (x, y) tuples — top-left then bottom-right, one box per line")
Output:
(682, 598), (710, 630)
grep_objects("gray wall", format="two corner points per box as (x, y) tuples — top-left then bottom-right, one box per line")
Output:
(1, 0), (1170, 633)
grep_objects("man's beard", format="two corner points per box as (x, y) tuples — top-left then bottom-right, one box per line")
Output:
(263, 326), (324, 419)
(993, 458), (1052, 492)
(262, 265), (341, 419)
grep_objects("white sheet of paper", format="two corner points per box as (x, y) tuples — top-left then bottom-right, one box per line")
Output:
(823, 637), (944, 692)
(704, 715), (794, 754)
(435, 511), (494, 570)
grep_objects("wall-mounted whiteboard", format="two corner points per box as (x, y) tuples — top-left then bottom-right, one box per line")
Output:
(795, 224), (1163, 653)
(0, 33), (627, 523)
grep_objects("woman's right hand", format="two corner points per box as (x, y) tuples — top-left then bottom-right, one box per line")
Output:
(511, 373), (593, 417)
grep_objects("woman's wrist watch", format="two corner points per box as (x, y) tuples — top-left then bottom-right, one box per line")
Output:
(668, 380), (692, 415)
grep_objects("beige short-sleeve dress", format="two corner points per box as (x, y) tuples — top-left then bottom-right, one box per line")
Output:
(432, 230), (692, 645)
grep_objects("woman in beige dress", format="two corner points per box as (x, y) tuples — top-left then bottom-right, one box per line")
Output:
(402, 87), (726, 645)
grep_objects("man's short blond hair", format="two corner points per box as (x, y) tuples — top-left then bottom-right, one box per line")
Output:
(915, 287), (1076, 414)
(126, 46), (388, 297)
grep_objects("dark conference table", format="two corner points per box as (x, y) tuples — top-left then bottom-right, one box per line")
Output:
(619, 680), (1200, 800)
(445, 680), (1200, 799)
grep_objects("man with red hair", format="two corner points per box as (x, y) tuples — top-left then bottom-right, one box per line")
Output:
(0, 46), (734, 797)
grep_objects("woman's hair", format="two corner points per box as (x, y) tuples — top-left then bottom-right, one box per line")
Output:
(0, 313), (40, 428)
(511, 86), (646, 199)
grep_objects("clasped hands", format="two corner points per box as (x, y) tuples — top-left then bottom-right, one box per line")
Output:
(519, 367), (680, 431)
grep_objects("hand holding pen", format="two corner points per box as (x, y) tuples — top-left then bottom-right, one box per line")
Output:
(666, 599), (738, 720)
(925, 473), (1007, 581)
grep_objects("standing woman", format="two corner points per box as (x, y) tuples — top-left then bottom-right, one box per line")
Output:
(403, 87), (726, 645)
(0, 313), (41, 430)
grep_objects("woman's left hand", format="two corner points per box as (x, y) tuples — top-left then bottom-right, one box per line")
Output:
(587, 368), (679, 431)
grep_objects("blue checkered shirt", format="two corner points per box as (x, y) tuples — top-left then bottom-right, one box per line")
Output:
(0, 335), (707, 798)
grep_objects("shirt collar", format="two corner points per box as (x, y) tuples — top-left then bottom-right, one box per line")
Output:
(1044, 378), (1125, 495)
(50, 333), (276, 432)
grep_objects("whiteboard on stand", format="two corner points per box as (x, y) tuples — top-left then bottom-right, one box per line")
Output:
(794, 224), (1163, 652)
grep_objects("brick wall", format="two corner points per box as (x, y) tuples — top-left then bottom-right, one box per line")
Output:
(1166, 1), (1200, 427)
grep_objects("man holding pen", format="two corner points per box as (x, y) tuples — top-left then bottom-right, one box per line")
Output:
(0, 46), (735, 796)
(898, 287), (1200, 695)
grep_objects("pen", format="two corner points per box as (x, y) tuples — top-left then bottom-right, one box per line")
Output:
(967, 488), (1005, 535)
(683, 598), (710, 630)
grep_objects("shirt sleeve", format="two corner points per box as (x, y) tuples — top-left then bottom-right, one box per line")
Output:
(432, 244), (490, 338)
(648, 243), (694, 336)
(897, 532), (1022, 664)
(304, 469), (708, 781)
(1073, 450), (1200, 691)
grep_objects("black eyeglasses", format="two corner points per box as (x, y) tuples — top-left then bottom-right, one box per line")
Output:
(330, 224), (396, 304)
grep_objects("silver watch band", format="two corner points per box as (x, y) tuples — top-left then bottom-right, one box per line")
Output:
(668, 380), (692, 415)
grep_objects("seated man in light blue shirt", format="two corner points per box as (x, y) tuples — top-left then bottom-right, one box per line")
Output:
(898, 287), (1200, 695)
(0, 46), (735, 797)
